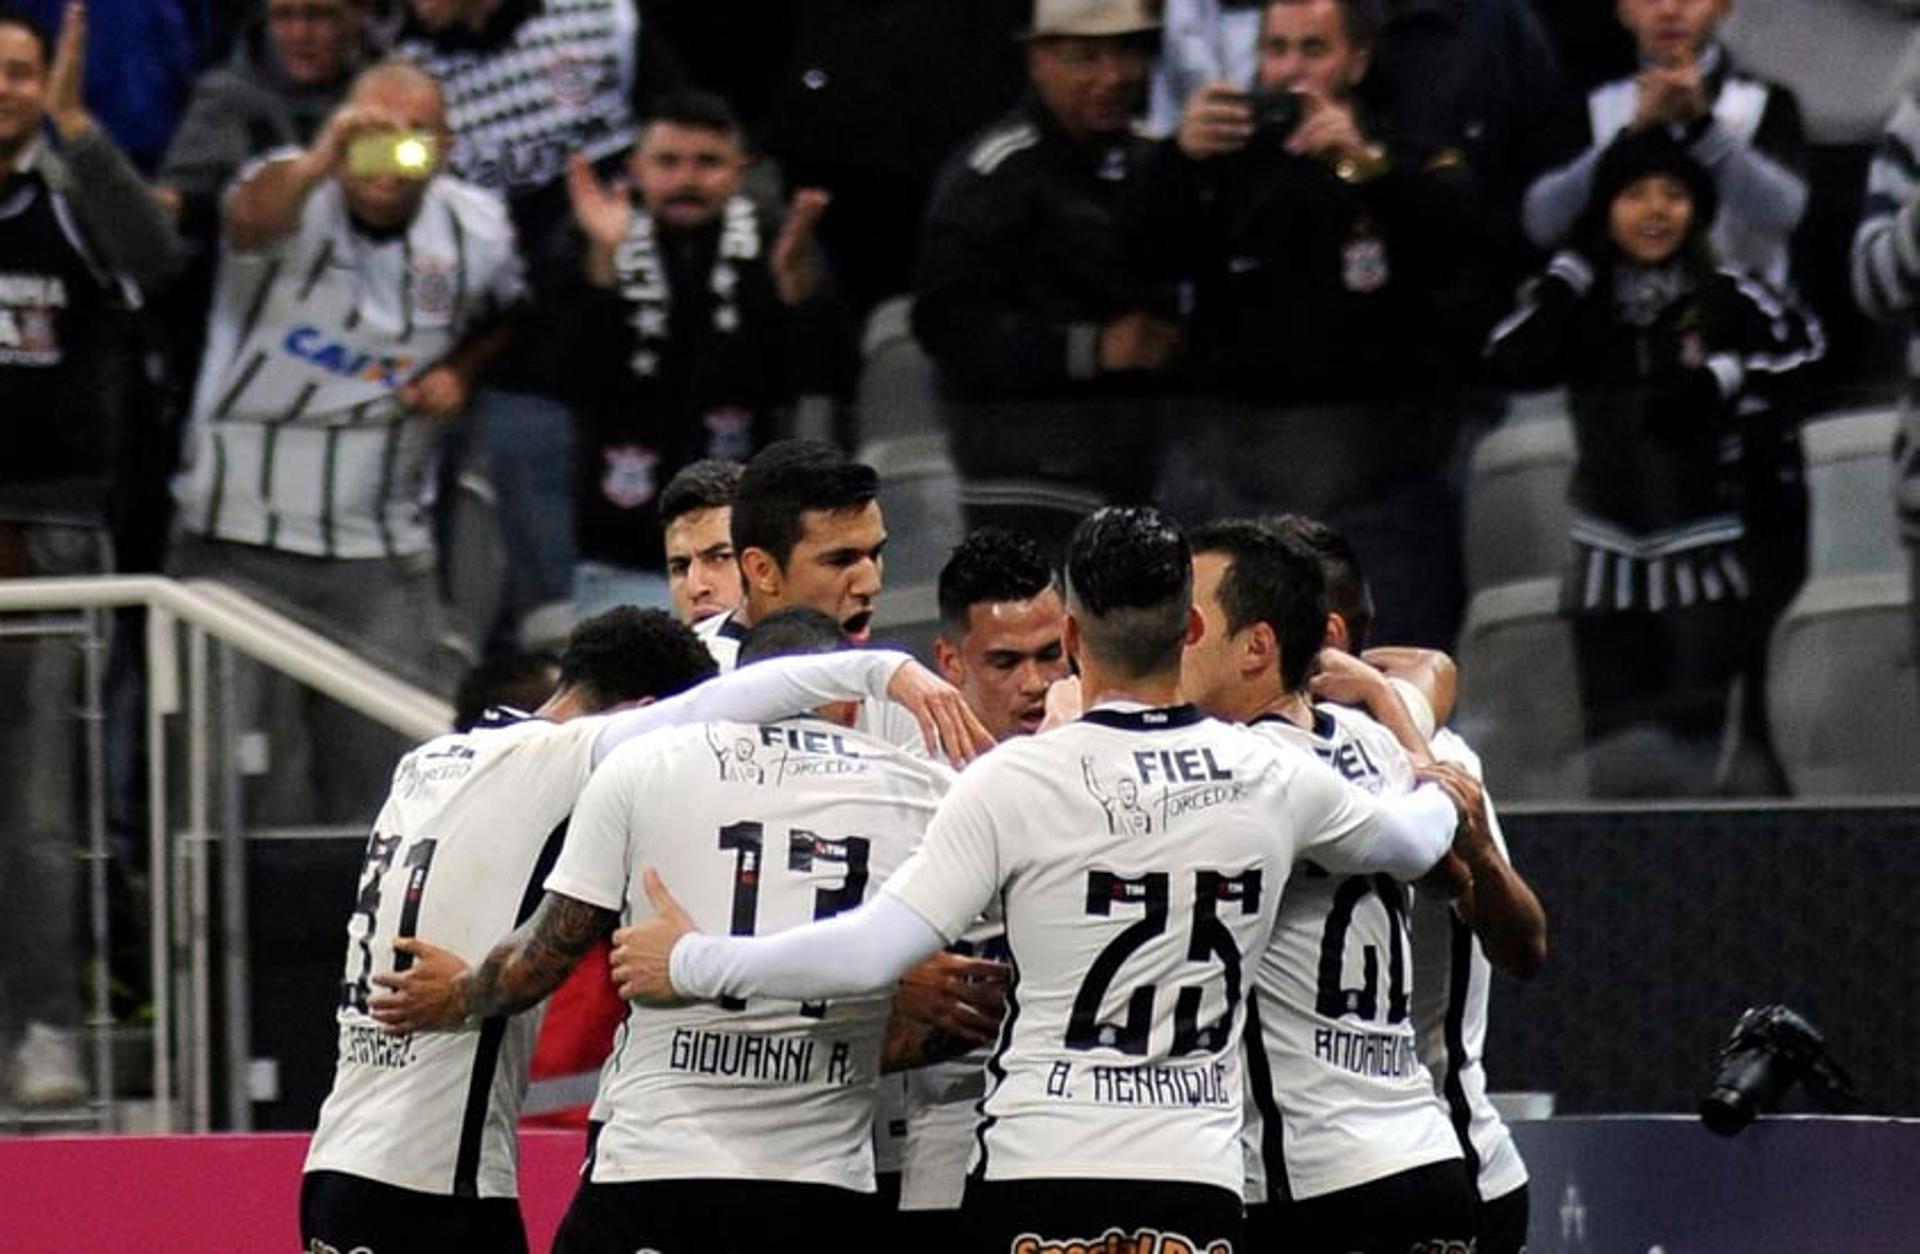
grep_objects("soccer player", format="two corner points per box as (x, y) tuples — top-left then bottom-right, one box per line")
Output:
(694, 438), (885, 666)
(899, 527), (1070, 1234)
(370, 608), (1000, 1253)
(1278, 512), (1548, 1254)
(303, 607), (988, 1253)
(932, 528), (1070, 743)
(1181, 520), (1478, 1252)
(611, 507), (1480, 1250)
(660, 458), (744, 627)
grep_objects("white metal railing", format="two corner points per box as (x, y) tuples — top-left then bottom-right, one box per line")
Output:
(0, 576), (450, 1132)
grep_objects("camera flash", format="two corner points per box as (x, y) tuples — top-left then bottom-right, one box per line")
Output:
(395, 138), (429, 170)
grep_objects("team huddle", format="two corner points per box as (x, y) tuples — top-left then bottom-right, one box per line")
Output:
(301, 441), (1546, 1254)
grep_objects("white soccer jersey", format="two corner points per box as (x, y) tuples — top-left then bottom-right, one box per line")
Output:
(1240, 706), (1462, 1203)
(1409, 729), (1529, 1203)
(548, 717), (953, 1191)
(174, 161), (524, 559)
(697, 609), (931, 759)
(304, 712), (602, 1198)
(882, 703), (1389, 1195)
(900, 913), (1009, 1211)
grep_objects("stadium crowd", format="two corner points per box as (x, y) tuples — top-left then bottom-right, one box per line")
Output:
(1, 0), (1918, 1247)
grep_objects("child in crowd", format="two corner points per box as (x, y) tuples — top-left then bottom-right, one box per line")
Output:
(1488, 129), (1822, 792)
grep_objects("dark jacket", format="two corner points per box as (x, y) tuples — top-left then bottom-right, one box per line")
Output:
(913, 99), (1165, 402)
(551, 198), (853, 570)
(1126, 127), (1484, 406)
(1487, 251), (1821, 544)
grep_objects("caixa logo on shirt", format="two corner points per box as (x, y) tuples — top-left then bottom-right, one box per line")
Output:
(282, 325), (415, 390)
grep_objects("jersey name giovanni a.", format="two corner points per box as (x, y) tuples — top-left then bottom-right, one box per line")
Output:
(883, 703), (1388, 1195)
(548, 716), (953, 1191)
(304, 712), (604, 1198)
(1241, 705), (1461, 1202)
(1409, 728), (1529, 1203)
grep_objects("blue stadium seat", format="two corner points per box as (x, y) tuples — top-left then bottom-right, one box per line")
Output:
(854, 296), (944, 448)
(860, 432), (966, 588)
(1800, 406), (1905, 578)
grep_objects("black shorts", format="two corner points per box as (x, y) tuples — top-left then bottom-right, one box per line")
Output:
(299, 1169), (528, 1254)
(961, 1176), (1244, 1254)
(1247, 1158), (1475, 1254)
(551, 1176), (878, 1254)
(1476, 1182), (1529, 1254)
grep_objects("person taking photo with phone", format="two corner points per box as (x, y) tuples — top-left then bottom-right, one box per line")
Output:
(168, 59), (526, 827)
(1126, 0), (1486, 650)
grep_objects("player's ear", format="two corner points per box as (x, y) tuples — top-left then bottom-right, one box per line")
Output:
(739, 545), (782, 597)
(932, 634), (963, 686)
(1062, 611), (1083, 670)
(1184, 605), (1205, 648)
(1245, 621), (1277, 675)
(1324, 611), (1349, 654)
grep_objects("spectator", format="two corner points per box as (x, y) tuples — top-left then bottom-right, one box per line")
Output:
(1129, 0), (1483, 647)
(1853, 86), (1920, 696)
(169, 61), (524, 822)
(1150, 0), (1579, 297)
(16, 0), (202, 173)
(0, 0), (180, 1105)
(393, 0), (687, 644)
(1521, 0), (1807, 288)
(161, 0), (370, 255)
(556, 90), (849, 620)
(658, 458), (743, 627)
(914, 0), (1175, 552)
(1489, 131), (1822, 793)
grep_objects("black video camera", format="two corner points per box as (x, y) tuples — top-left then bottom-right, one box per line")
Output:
(1250, 87), (1305, 143)
(1699, 1004), (1859, 1136)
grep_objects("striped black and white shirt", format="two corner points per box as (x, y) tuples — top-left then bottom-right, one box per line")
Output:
(1851, 91), (1920, 543)
(174, 157), (523, 559)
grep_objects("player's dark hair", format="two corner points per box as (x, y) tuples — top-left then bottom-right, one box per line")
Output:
(1063, 506), (1192, 679)
(1264, 0), (1382, 49)
(645, 87), (741, 138)
(1189, 519), (1328, 694)
(0, 5), (50, 63)
(937, 528), (1057, 637)
(731, 439), (879, 571)
(452, 651), (561, 731)
(1269, 514), (1373, 652)
(738, 605), (848, 664)
(659, 458), (743, 528)
(558, 607), (718, 711)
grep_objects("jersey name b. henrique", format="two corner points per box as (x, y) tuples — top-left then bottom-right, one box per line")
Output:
(883, 704), (1389, 1195)
(1242, 708), (1461, 1203)
(304, 713), (606, 1199)
(548, 717), (954, 1191)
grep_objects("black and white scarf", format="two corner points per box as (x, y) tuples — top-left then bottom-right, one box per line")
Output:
(611, 195), (762, 380)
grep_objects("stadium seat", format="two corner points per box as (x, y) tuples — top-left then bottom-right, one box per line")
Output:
(1800, 406), (1904, 578)
(1452, 576), (1590, 800)
(1463, 402), (1576, 592)
(854, 296), (943, 447)
(440, 465), (508, 672)
(859, 432), (966, 587)
(869, 579), (943, 666)
(1767, 570), (1920, 796)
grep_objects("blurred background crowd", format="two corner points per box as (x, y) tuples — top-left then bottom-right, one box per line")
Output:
(4, 0), (1920, 1104)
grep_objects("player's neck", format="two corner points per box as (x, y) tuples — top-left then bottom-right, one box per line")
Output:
(1250, 688), (1313, 729)
(1079, 662), (1184, 711)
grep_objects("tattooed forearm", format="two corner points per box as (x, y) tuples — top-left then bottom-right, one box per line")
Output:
(464, 892), (617, 1020)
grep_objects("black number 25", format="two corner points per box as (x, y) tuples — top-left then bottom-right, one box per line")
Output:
(1066, 867), (1263, 1056)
